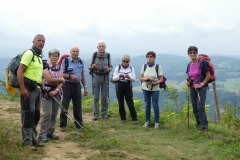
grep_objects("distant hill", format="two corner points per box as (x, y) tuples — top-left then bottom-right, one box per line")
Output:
(1, 54), (240, 88)
(1, 54), (240, 115)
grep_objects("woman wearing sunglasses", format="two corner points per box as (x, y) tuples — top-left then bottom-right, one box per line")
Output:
(111, 54), (138, 124)
(185, 46), (210, 131)
(140, 51), (163, 129)
(38, 49), (65, 142)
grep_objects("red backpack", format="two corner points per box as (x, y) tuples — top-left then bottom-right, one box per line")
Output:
(198, 54), (215, 83)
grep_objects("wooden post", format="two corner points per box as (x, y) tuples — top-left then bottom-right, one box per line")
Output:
(212, 82), (221, 123)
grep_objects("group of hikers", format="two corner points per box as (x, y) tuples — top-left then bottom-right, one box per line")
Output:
(17, 34), (210, 150)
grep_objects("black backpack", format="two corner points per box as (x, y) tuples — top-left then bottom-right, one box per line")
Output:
(7, 49), (41, 88)
(143, 64), (167, 90)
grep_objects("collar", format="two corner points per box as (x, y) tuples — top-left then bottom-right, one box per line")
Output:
(147, 62), (155, 67)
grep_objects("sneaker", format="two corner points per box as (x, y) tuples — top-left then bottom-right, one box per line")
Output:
(102, 115), (109, 119)
(133, 120), (138, 124)
(142, 121), (150, 128)
(47, 132), (59, 140)
(154, 123), (159, 129)
(38, 136), (48, 143)
(60, 127), (66, 132)
(120, 120), (126, 123)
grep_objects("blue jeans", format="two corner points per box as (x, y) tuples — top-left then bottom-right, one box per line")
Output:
(142, 89), (160, 123)
(190, 85), (208, 130)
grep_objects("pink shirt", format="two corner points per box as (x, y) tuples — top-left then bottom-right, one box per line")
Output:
(188, 61), (202, 87)
(42, 62), (63, 100)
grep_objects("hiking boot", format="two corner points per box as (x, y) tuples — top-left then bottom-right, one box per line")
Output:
(195, 124), (200, 130)
(133, 120), (138, 124)
(60, 127), (66, 132)
(32, 141), (45, 147)
(76, 123), (84, 129)
(154, 123), (159, 129)
(120, 120), (126, 123)
(22, 143), (38, 151)
(142, 121), (150, 128)
(93, 115), (98, 121)
(102, 115), (109, 119)
(23, 144), (38, 151)
(38, 136), (48, 143)
(47, 132), (59, 140)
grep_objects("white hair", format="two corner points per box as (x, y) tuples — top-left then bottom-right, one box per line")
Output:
(122, 54), (130, 62)
(97, 40), (106, 46)
(33, 34), (44, 41)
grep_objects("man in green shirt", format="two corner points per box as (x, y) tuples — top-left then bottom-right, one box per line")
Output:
(17, 34), (45, 150)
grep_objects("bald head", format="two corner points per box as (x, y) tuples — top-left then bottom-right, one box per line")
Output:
(70, 46), (79, 60)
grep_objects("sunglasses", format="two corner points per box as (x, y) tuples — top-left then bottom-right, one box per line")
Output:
(189, 51), (197, 55)
(146, 56), (154, 58)
(122, 61), (129, 63)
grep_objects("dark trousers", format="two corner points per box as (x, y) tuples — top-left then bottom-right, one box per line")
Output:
(116, 81), (137, 121)
(190, 85), (208, 129)
(21, 87), (41, 145)
(60, 82), (82, 128)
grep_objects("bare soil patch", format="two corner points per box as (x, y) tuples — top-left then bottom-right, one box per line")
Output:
(0, 99), (98, 159)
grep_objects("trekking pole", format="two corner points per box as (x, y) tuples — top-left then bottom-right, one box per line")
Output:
(108, 92), (110, 109)
(52, 97), (85, 133)
(187, 87), (190, 131)
(195, 88), (209, 138)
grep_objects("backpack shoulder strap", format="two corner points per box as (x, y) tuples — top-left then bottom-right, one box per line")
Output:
(143, 64), (147, 73)
(91, 52), (97, 65)
(118, 64), (121, 72)
(199, 58), (203, 68)
(186, 61), (191, 74)
(155, 64), (159, 78)
(79, 58), (83, 65)
(107, 53), (110, 67)
(64, 57), (69, 73)
(25, 49), (36, 67)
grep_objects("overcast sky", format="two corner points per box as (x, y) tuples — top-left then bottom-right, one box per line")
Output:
(0, 0), (239, 58)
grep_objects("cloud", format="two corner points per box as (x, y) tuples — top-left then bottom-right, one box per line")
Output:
(0, 0), (240, 58)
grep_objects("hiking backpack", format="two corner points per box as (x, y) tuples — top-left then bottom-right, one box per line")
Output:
(7, 49), (40, 88)
(187, 54), (215, 83)
(143, 64), (167, 89)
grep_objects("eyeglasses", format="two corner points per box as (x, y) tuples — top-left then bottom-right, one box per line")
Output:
(146, 56), (153, 58)
(188, 51), (197, 55)
(122, 61), (129, 63)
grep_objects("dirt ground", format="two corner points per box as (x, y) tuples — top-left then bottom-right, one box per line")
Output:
(0, 99), (99, 160)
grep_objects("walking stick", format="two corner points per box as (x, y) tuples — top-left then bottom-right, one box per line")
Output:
(187, 87), (190, 131)
(52, 97), (85, 134)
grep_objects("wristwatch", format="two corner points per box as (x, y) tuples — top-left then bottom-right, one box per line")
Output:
(84, 86), (87, 88)
(56, 88), (59, 91)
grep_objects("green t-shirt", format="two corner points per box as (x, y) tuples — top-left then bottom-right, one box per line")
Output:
(20, 50), (43, 83)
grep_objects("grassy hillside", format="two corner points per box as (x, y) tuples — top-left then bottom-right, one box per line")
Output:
(1, 95), (240, 159)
